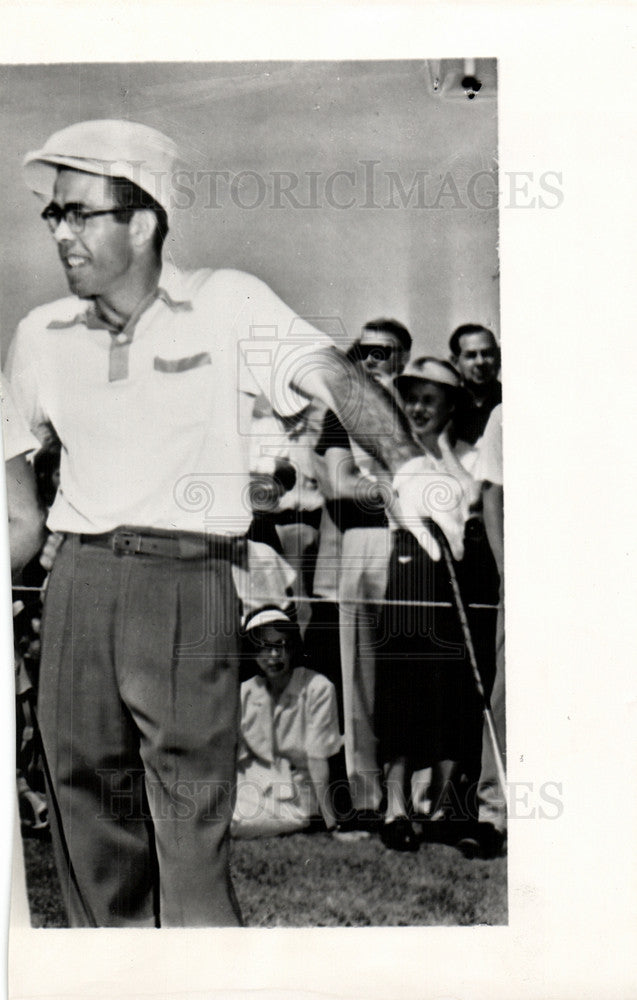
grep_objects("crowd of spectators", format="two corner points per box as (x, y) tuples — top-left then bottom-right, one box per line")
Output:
(9, 318), (505, 861)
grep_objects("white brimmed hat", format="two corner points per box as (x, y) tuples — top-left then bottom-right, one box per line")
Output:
(23, 119), (183, 214)
(394, 356), (461, 395)
(243, 607), (295, 634)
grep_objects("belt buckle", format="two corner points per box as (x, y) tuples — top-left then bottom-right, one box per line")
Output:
(112, 529), (143, 556)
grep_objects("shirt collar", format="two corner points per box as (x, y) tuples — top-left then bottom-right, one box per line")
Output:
(156, 259), (193, 309)
(46, 260), (193, 333)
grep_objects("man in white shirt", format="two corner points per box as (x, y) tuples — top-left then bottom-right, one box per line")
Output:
(7, 119), (430, 926)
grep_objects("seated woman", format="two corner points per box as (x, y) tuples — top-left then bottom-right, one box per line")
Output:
(231, 607), (343, 839)
(376, 358), (484, 851)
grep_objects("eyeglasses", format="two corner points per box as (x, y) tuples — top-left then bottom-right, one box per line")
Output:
(253, 638), (295, 653)
(358, 344), (398, 362)
(40, 202), (134, 235)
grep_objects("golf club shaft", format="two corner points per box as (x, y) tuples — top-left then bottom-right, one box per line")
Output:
(432, 522), (507, 797)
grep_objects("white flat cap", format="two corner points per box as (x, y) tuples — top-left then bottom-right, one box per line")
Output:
(394, 356), (461, 394)
(23, 119), (183, 214)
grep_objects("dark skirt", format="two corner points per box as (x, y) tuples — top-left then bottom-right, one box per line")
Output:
(375, 530), (483, 774)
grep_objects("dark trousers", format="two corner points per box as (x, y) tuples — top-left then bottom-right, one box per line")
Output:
(39, 535), (243, 927)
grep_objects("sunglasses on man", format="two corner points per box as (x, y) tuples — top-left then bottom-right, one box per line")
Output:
(356, 343), (400, 362)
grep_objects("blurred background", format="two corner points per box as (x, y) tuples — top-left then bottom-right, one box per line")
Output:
(0, 59), (498, 360)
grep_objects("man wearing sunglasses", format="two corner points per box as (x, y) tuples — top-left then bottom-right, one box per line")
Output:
(315, 319), (411, 825)
(358, 318), (412, 388)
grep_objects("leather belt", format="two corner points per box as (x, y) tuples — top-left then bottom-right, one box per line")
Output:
(77, 527), (247, 565)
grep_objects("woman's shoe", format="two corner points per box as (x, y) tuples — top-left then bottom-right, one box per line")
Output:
(380, 816), (419, 852)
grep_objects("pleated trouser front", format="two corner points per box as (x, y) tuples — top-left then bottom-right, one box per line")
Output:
(38, 534), (242, 927)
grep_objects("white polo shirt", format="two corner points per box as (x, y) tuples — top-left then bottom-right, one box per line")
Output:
(7, 264), (334, 536)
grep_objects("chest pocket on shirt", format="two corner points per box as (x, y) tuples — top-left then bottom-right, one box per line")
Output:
(154, 352), (211, 373)
(151, 352), (216, 430)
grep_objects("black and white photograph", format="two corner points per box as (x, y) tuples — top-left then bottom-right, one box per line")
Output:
(1, 4), (636, 1000)
(1, 56), (505, 930)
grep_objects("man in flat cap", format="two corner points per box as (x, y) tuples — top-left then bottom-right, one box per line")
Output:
(7, 119), (435, 927)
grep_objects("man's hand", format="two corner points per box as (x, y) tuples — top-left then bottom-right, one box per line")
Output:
(389, 465), (441, 560)
(391, 457), (468, 561)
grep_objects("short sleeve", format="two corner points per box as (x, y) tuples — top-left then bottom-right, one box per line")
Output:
(5, 318), (51, 446)
(473, 405), (503, 486)
(304, 672), (342, 759)
(232, 271), (335, 417)
(0, 372), (40, 461)
(315, 409), (350, 456)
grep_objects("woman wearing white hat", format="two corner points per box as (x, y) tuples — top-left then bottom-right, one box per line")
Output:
(231, 607), (344, 839)
(376, 358), (484, 852)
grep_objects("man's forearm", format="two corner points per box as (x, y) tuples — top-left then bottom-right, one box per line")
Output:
(296, 348), (419, 475)
(339, 380), (418, 474)
(6, 455), (44, 576)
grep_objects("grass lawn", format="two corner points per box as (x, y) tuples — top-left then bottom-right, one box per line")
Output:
(22, 826), (507, 927)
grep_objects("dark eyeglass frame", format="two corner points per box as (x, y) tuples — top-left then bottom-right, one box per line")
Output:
(40, 202), (135, 235)
(357, 344), (398, 362)
(251, 636), (296, 652)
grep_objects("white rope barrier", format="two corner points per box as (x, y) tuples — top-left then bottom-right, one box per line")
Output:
(11, 584), (498, 611)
